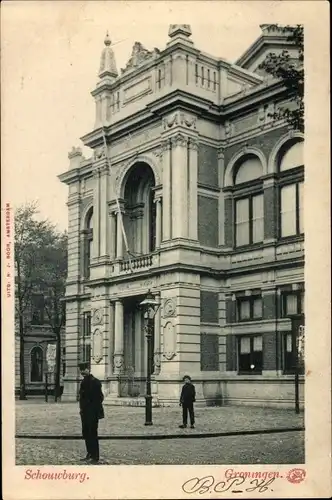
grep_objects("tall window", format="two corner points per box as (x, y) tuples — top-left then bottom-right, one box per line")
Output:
(201, 66), (205, 85)
(279, 140), (304, 238)
(233, 155), (264, 247)
(81, 312), (91, 365)
(237, 295), (262, 321)
(238, 336), (263, 374)
(280, 182), (304, 237)
(83, 209), (93, 279)
(195, 64), (198, 84)
(207, 69), (211, 88)
(31, 293), (45, 325)
(30, 346), (43, 382)
(235, 194), (264, 246)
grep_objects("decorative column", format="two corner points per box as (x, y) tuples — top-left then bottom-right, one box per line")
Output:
(92, 166), (101, 259)
(171, 133), (188, 238)
(153, 293), (161, 375)
(162, 139), (171, 241)
(99, 164), (109, 258)
(113, 300), (124, 373)
(188, 138), (198, 240)
(116, 208), (124, 259)
(108, 209), (116, 260)
(155, 197), (162, 248)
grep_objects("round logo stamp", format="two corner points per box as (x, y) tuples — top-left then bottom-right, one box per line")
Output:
(286, 468), (306, 484)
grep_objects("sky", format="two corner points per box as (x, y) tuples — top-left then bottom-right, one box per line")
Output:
(2, 1), (304, 231)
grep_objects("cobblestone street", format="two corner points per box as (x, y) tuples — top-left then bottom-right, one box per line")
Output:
(15, 401), (304, 465)
(16, 431), (304, 465)
(16, 401), (304, 437)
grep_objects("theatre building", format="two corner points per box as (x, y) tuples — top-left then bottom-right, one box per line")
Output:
(59, 24), (304, 407)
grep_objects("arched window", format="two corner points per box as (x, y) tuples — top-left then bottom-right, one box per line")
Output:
(123, 162), (156, 256)
(83, 208), (93, 278)
(279, 141), (304, 172)
(30, 346), (43, 382)
(278, 141), (304, 238)
(234, 155), (263, 185)
(233, 155), (264, 247)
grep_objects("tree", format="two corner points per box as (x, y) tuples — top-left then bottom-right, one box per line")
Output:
(41, 233), (67, 401)
(15, 202), (67, 400)
(259, 24), (304, 133)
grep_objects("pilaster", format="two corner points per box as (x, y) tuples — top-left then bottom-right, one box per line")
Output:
(162, 139), (172, 240)
(188, 138), (198, 240)
(171, 133), (189, 238)
(113, 299), (124, 373)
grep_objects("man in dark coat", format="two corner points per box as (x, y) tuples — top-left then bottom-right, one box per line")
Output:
(179, 375), (196, 429)
(78, 362), (104, 464)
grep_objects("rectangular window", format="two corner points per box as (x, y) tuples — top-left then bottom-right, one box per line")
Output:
(201, 66), (204, 85)
(237, 296), (262, 321)
(195, 64), (198, 84)
(238, 335), (263, 374)
(81, 312), (91, 365)
(200, 333), (219, 371)
(207, 69), (210, 87)
(213, 71), (217, 91)
(280, 182), (304, 238)
(235, 198), (250, 246)
(116, 92), (120, 111)
(281, 291), (304, 317)
(235, 193), (263, 247)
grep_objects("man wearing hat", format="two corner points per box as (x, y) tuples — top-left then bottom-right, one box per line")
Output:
(179, 375), (196, 429)
(78, 362), (104, 464)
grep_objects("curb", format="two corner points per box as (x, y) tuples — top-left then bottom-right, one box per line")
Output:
(15, 426), (304, 440)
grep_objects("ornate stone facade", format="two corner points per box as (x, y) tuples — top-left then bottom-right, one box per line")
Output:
(59, 24), (304, 408)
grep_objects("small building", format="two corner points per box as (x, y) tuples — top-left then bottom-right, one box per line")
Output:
(15, 292), (65, 396)
(59, 25), (304, 407)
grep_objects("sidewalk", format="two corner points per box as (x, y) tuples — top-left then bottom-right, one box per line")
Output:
(16, 402), (304, 439)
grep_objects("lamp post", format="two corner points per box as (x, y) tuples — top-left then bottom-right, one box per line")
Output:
(139, 290), (160, 426)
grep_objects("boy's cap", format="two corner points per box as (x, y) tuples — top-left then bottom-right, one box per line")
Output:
(183, 375), (192, 381)
(78, 362), (89, 371)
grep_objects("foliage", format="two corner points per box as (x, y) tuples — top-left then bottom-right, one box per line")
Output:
(15, 202), (67, 399)
(259, 24), (304, 133)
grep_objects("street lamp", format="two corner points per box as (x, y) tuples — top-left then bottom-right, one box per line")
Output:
(139, 290), (160, 426)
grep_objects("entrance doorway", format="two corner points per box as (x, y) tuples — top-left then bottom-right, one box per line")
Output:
(119, 295), (155, 397)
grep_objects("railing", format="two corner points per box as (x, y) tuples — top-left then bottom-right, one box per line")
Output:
(120, 254), (153, 272)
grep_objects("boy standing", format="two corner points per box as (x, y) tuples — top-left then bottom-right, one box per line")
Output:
(179, 375), (196, 429)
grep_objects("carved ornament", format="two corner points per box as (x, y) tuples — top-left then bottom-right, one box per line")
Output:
(170, 133), (187, 148)
(163, 298), (176, 318)
(92, 308), (103, 326)
(113, 353), (124, 369)
(92, 329), (103, 364)
(121, 42), (160, 75)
